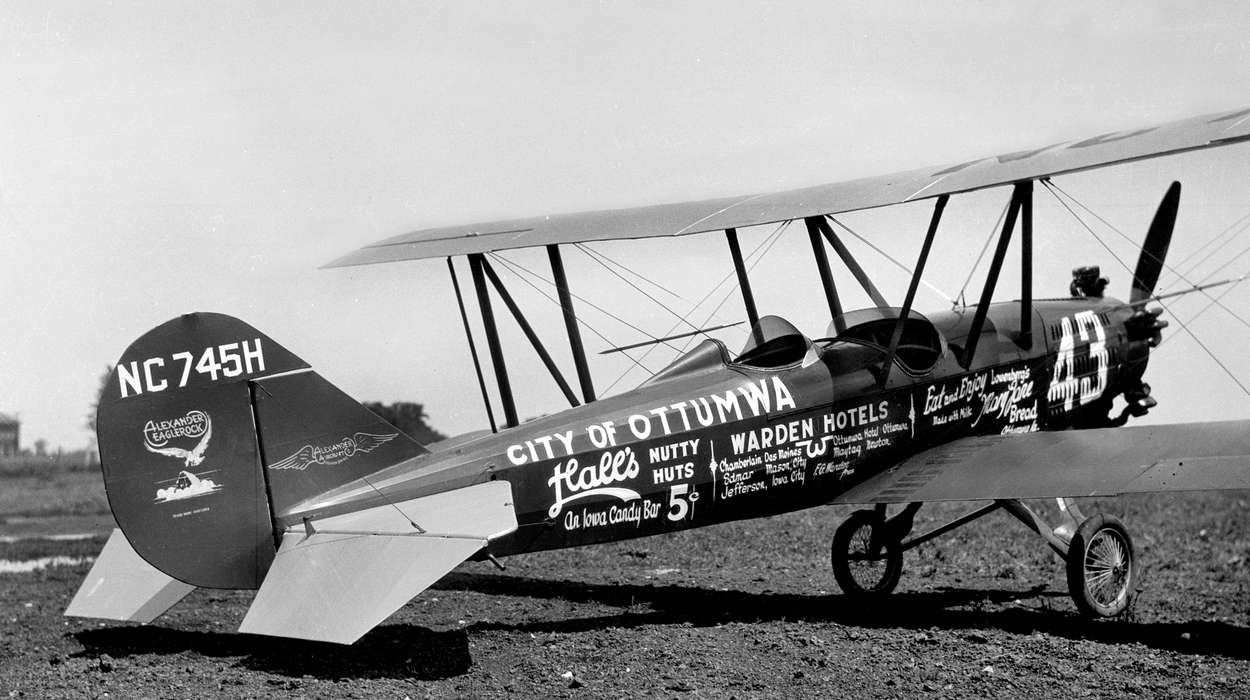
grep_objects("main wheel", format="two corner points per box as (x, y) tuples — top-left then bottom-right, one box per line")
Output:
(1066, 514), (1137, 617)
(831, 509), (903, 597)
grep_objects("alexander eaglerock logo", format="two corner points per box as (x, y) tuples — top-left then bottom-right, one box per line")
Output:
(143, 410), (212, 468)
(267, 432), (398, 471)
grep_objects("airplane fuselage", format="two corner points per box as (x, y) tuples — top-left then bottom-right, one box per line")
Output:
(280, 296), (1154, 558)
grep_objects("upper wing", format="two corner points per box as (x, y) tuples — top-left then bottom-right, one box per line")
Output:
(833, 420), (1250, 505)
(327, 106), (1250, 267)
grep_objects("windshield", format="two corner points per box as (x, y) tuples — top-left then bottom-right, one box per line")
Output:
(820, 307), (944, 375)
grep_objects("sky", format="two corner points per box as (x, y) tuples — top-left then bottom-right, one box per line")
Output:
(2, 1), (1250, 449)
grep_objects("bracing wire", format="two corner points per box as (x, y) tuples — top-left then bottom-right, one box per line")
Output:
(1046, 180), (1181, 275)
(673, 219), (792, 356)
(947, 201), (1008, 309)
(599, 219), (793, 395)
(576, 243), (688, 302)
(826, 215), (956, 306)
(1044, 181), (1250, 331)
(359, 475), (425, 533)
(1155, 296), (1250, 397)
(1156, 274), (1249, 349)
(1042, 182), (1138, 280)
(487, 252), (680, 353)
(1042, 181), (1250, 397)
(652, 220), (791, 360)
(485, 253), (658, 375)
(1192, 237), (1250, 285)
(1171, 209), (1250, 280)
(572, 243), (703, 334)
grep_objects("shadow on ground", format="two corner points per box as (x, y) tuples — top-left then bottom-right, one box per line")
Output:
(72, 624), (471, 681)
(68, 570), (1249, 681)
(438, 571), (1250, 660)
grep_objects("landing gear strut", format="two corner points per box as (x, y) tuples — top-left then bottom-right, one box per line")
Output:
(829, 499), (1138, 617)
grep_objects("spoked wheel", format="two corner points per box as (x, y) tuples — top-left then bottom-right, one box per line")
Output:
(831, 509), (903, 597)
(1066, 514), (1137, 617)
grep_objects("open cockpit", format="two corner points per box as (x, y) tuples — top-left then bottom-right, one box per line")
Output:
(730, 308), (946, 378)
(817, 308), (945, 377)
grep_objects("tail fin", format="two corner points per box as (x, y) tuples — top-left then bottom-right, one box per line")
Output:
(94, 312), (426, 590)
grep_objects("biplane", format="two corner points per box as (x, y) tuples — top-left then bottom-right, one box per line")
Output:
(67, 106), (1250, 644)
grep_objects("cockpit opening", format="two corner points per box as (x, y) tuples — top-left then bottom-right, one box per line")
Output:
(822, 307), (945, 376)
(734, 315), (812, 368)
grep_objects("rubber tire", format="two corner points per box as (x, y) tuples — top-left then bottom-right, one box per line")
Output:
(1066, 514), (1137, 617)
(831, 509), (904, 597)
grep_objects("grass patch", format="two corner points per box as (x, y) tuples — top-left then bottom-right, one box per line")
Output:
(0, 453), (98, 478)
(0, 472), (108, 519)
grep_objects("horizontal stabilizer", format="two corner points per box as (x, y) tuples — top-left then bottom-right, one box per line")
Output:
(65, 529), (196, 623)
(238, 532), (483, 644)
(836, 420), (1250, 504)
(238, 481), (516, 644)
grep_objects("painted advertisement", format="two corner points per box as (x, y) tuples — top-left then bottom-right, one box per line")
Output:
(506, 357), (1046, 549)
(919, 361), (1043, 436)
(508, 375), (923, 547)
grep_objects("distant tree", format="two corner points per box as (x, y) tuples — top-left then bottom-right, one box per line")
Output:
(34, 438), (47, 457)
(85, 365), (113, 444)
(362, 402), (447, 445)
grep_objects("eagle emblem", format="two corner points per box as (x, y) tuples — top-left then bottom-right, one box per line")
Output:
(143, 411), (212, 467)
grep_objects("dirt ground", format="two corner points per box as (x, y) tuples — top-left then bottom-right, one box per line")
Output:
(2, 491), (1249, 699)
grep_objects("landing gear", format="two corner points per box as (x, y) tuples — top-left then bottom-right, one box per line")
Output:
(1066, 515), (1137, 617)
(828, 500), (1139, 618)
(830, 509), (903, 596)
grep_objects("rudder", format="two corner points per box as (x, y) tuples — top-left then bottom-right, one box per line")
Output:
(95, 312), (425, 590)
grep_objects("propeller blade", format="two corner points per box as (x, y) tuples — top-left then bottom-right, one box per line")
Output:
(1130, 181), (1181, 303)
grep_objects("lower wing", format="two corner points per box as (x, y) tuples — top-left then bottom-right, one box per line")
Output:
(835, 419), (1250, 504)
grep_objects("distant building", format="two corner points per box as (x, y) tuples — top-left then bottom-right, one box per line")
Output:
(0, 413), (18, 456)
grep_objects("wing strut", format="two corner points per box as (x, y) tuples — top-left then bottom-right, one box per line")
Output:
(479, 257), (582, 409)
(468, 253), (520, 428)
(961, 180), (1032, 368)
(816, 218), (889, 308)
(880, 194), (948, 387)
(1019, 180), (1034, 348)
(725, 228), (763, 345)
(547, 244), (596, 403)
(448, 257), (498, 433)
(805, 217), (846, 332)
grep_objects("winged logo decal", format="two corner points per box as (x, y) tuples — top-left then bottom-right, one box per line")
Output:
(267, 432), (399, 471)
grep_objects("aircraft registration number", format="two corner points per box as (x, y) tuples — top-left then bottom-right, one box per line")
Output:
(117, 339), (266, 398)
